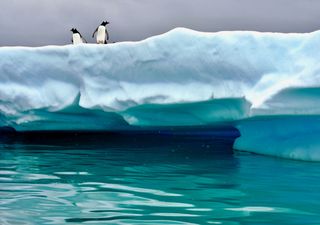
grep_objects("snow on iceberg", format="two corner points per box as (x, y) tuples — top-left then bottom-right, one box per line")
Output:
(2, 27), (320, 116)
(1, 27), (320, 161)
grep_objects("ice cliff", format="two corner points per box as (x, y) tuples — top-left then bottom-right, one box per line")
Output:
(1, 27), (320, 161)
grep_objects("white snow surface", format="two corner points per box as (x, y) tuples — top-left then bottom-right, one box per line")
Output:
(1, 27), (320, 115)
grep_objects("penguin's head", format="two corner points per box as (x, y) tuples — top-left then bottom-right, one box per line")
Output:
(70, 28), (78, 33)
(101, 21), (110, 26)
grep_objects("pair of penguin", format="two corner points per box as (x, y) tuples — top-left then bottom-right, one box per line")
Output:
(71, 21), (110, 45)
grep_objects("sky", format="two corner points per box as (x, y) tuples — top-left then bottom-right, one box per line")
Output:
(0, 0), (319, 46)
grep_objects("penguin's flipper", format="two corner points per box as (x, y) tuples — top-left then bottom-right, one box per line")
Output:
(106, 30), (110, 40)
(79, 33), (88, 43)
(92, 27), (98, 38)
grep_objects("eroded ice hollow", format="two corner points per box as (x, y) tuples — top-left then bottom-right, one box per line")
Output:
(1, 28), (320, 161)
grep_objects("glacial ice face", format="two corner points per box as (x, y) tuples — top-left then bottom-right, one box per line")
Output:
(1, 28), (320, 161)
(234, 116), (320, 161)
(252, 87), (320, 115)
(121, 98), (251, 126)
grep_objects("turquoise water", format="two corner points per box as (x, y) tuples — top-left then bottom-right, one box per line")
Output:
(0, 132), (319, 224)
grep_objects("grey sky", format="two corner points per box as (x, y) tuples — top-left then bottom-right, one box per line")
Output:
(1, 0), (319, 46)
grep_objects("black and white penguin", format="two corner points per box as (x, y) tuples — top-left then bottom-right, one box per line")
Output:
(70, 28), (87, 45)
(92, 21), (110, 44)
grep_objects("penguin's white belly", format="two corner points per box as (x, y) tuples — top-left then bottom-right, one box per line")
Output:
(73, 33), (83, 45)
(97, 26), (106, 43)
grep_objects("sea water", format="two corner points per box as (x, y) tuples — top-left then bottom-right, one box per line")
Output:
(0, 132), (319, 225)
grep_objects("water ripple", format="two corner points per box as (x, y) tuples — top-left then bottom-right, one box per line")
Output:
(0, 138), (320, 224)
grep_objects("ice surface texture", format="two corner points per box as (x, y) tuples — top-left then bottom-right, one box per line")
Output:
(1, 28), (320, 160)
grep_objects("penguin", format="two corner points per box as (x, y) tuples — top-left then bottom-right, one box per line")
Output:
(70, 28), (87, 45)
(92, 21), (110, 44)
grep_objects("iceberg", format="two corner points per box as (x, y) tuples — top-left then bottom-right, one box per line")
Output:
(1, 27), (320, 161)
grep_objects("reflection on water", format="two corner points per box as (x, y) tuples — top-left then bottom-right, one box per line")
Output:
(0, 133), (319, 224)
